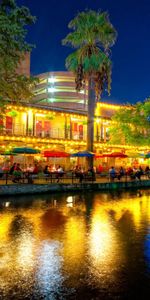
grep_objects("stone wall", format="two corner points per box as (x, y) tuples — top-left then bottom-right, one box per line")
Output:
(0, 180), (150, 196)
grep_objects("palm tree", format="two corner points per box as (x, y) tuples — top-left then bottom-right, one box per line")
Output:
(62, 10), (117, 168)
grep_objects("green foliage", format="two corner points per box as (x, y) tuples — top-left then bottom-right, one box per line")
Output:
(62, 9), (117, 99)
(0, 73), (37, 104)
(8, 110), (18, 117)
(82, 121), (87, 125)
(45, 114), (54, 120)
(109, 99), (150, 146)
(0, 0), (36, 69)
(0, 0), (36, 108)
(62, 10), (116, 49)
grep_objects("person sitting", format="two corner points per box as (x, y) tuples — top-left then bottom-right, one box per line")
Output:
(117, 166), (125, 180)
(74, 166), (84, 183)
(0, 166), (3, 178)
(109, 166), (116, 181)
(9, 163), (16, 175)
(127, 167), (134, 180)
(43, 165), (50, 181)
(135, 166), (143, 180)
(29, 164), (39, 180)
(145, 166), (150, 178)
(26, 164), (34, 173)
(24, 164), (34, 183)
(88, 166), (96, 181)
(43, 165), (50, 175)
(33, 164), (39, 174)
(12, 163), (22, 183)
(56, 165), (64, 182)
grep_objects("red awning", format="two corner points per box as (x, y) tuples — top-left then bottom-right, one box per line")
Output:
(106, 152), (128, 158)
(43, 150), (70, 157)
(95, 154), (105, 158)
(95, 152), (128, 158)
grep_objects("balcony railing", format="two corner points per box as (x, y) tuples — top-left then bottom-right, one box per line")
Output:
(0, 125), (108, 142)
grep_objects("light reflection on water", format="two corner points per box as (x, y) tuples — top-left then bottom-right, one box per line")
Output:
(0, 190), (150, 299)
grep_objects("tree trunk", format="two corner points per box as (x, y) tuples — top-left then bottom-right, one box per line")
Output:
(87, 77), (95, 169)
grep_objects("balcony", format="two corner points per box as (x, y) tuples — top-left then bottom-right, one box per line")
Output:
(0, 124), (108, 144)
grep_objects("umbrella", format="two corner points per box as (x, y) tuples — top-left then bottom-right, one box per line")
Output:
(106, 152), (128, 158)
(12, 147), (40, 154)
(71, 150), (95, 157)
(12, 147), (40, 167)
(43, 150), (70, 157)
(145, 152), (150, 159)
(95, 153), (108, 158)
(1, 151), (17, 156)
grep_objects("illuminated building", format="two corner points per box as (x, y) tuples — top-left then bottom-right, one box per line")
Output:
(0, 71), (149, 155)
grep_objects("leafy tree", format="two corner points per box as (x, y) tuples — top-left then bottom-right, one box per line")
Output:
(62, 10), (117, 167)
(0, 0), (36, 110)
(109, 99), (150, 146)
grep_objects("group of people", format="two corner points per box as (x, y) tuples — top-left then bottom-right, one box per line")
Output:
(43, 165), (64, 182)
(73, 165), (96, 183)
(109, 165), (150, 181)
(0, 163), (64, 183)
(9, 163), (40, 183)
(0, 162), (150, 183)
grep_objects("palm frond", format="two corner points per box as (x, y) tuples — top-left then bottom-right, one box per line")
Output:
(62, 9), (117, 98)
(62, 32), (85, 48)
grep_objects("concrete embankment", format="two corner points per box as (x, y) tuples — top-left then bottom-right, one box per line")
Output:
(0, 180), (150, 196)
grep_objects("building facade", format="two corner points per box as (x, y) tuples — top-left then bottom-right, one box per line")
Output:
(0, 71), (147, 156)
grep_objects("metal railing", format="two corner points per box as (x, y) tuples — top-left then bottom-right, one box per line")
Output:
(0, 125), (108, 142)
(0, 172), (150, 185)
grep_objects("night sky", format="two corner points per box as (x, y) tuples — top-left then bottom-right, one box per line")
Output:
(18, 0), (150, 104)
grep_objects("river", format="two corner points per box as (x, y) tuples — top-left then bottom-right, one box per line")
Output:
(0, 189), (150, 299)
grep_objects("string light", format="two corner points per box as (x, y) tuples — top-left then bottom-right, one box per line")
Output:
(0, 102), (147, 154)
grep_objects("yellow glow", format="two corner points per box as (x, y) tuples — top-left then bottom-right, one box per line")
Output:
(17, 235), (34, 271)
(66, 196), (74, 203)
(36, 113), (44, 117)
(106, 198), (142, 229)
(89, 205), (118, 262)
(0, 193), (150, 293)
(28, 109), (32, 115)
(0, 214), (13, 242)
(63, 217), (86, 272)
(22, 113), (27, 123)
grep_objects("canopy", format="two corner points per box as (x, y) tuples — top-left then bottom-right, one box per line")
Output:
(106, 152), (128, 158)
(1, 151), (17, 156)
(43, 150), (70, 157)
(12, 147), (40, 154)
(138, 152), (150, 159)
(145, 152), (150, 158)
(71, 151), (95, 157)
(95, 153), (108, 158)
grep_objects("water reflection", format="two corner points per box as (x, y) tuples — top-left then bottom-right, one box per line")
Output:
(88, 201), (122, 286)
(35, 240), (64, 299)
(0, 190), (150, 298)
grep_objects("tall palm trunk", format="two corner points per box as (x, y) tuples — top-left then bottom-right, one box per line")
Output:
(87, 77), (95, 168)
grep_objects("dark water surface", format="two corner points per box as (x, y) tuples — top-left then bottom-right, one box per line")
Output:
(0, 189), (150, 299)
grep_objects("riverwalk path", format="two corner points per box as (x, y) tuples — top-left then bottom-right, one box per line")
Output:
(0, 175), (150, 196)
